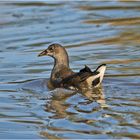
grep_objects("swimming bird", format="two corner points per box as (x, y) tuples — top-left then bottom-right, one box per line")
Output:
(38, 43), (106, 91)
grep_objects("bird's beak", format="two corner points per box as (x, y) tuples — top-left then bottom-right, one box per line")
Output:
(38, 49), (48, 57)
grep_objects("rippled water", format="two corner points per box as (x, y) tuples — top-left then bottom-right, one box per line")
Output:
(0, 1), (140, 139)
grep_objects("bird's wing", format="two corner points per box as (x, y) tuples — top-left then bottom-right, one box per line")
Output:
(61, 66), (99, 87)
(78, 65), (99, 82)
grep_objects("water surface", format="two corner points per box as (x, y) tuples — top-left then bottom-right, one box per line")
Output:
(0, 1), (140, 139)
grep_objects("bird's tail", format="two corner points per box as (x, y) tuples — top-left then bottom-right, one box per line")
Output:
(95, 64), (106, 84)
(86, 64), (106, 88)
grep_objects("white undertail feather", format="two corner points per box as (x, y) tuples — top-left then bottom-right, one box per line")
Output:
(86, 64), (106, 88)
(96, 64), (106, 83)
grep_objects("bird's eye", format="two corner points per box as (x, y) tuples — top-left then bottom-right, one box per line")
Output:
(49, 47), (54, 51)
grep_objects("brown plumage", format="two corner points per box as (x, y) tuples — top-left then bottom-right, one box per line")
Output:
(38, 43), (106, 90)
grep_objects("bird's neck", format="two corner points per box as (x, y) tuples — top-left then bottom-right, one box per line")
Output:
(55, 55), (69, 67)
(51, 55), (70, 80)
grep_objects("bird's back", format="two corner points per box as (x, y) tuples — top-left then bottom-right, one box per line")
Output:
(60, 64), (106, 90)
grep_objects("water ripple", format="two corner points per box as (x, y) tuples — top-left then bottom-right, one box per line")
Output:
(0, 1), (140, 139)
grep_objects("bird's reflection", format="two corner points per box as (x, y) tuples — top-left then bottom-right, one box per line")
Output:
(82, 86), (106, 107)
(44, 86), (107, 119)
(44, 88), (76, 119)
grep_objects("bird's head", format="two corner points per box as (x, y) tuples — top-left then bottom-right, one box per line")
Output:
(38, 43), (67, 57)
(38, 43), (69, 66)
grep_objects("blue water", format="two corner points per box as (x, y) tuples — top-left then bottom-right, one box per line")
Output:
(0, 1), (140, 139)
